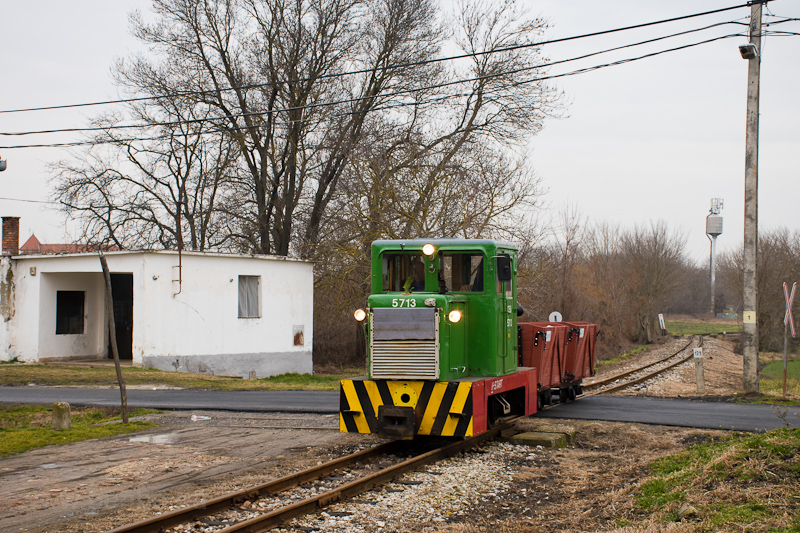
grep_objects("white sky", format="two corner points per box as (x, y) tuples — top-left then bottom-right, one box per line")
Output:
(1, 0), (798, 262)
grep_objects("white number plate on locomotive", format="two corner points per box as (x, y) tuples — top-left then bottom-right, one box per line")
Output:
(391, 298), (417, 308)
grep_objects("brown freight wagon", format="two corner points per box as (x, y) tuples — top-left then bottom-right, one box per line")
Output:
(560, 321), (598, 400)
(518, 321), (598, 405)
(518, 322), (567, 408)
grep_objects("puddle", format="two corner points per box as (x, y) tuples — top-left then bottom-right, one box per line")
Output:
(40, 463), (65, 469)
(129, 433), (176, 444)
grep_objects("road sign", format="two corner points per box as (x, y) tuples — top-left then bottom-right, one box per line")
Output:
(784, 282), (796, 338)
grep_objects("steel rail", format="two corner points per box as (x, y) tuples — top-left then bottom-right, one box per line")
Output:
(219, 419), (515, 533)
(582, 337), (699, 396)
(105, 440), (407, 533)
(582, 337), (694, 390)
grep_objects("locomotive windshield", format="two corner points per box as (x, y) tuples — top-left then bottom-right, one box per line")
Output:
(440, 253), (484, 292)
(382, 253), (425, 292)
(381, 251), (486, 293)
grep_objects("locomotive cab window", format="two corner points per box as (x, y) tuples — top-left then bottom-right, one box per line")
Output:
(382, 253), (425, 292)
(439, 253), (484, 292)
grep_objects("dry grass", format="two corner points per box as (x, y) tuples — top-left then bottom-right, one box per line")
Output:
(403, 422), (800, 533)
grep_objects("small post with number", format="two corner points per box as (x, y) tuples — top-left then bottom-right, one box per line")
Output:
(783, 282), (796, 399)
(694, 347), (705, 395)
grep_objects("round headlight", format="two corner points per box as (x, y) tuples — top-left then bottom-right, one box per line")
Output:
(448, 309), (462, 323)
(422, 243), (435, 256)
(354, 308), (367, 322)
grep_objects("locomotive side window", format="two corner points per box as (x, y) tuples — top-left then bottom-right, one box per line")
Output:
(439, 253), (484, 292)
(382, 253), (425, 292)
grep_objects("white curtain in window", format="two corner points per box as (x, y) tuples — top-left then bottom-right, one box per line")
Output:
(238, 276), (260, 318)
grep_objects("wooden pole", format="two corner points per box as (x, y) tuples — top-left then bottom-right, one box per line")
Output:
(99, 252), (128, 423)
(742, 1), (762, 394)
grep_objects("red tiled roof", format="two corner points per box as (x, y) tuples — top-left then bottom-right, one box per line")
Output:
(19, 234), (120, 255)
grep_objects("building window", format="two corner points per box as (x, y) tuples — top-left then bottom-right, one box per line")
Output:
(238, 276), (261, 318)
(56, 291), (85, 334)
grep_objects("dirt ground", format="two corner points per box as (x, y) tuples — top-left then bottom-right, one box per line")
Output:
(0, 336), (748, 533)
(593, 336), (744, 398)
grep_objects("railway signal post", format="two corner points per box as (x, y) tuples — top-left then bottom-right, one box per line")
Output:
(783, 282), (796, 399)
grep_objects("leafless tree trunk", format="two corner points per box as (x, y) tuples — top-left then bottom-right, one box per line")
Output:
(99, 253), (128, 424)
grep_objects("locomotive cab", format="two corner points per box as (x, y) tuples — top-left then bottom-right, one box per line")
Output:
(340, 239), (538, 439)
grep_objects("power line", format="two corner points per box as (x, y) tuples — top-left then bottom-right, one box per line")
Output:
(0, 196), (56, 205)
(0, 18), (754, 139)
(0, 30), (753, 150)
(0, 1), (759, 116)
(3, 18), (777, 147)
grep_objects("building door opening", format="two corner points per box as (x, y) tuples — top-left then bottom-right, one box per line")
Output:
(109, 273), (133, 360)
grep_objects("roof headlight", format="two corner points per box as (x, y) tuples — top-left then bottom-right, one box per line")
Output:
(448, 309), (462, 323)
(422, 243), (435, 256)
(354, 308), (367, 322)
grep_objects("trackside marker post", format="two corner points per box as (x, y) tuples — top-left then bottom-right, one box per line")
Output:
(783, 282), (796, 399)
(694, 347), (705, 395)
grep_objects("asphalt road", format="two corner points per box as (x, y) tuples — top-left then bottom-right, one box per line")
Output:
(538, 396), (800, 432)
(1, 386), (798, 432)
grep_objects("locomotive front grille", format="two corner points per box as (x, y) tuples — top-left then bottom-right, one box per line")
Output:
(370, 307), (440, 380)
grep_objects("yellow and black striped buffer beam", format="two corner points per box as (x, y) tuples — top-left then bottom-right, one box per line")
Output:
(340, 379), (474, 437)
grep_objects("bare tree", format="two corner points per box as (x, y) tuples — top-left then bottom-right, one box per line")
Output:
(55, 0), (562, 260)
(304, 0), (561, 256)
(577, 222), (634, 351)
(719, 228), (800, 352)
(118, 0), (446, 256)
(621, 221), (687, 343)
(53, 100), (237, 251)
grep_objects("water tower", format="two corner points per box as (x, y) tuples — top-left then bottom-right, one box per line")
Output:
(706, 198), (723, 315)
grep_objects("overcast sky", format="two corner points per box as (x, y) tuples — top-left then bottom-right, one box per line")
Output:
(1, 0), (798, 262)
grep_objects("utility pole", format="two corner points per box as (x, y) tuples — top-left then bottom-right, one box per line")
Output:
(742, 2), (763, 394)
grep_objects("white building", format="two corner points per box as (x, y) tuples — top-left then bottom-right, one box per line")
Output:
(0, 218), (314, 378)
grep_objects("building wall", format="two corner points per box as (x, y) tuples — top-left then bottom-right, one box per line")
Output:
(0, 257), (13, 360)
(10, 255), (109, 362)
(135, 252), (314, 378)
(2, 251), (314, 377)
(37, 272), (106, 361)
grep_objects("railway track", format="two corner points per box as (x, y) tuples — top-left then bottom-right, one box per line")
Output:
(581, 336), (699, 396)
(108, 339), (703, 532)
(106, 418), (518, 533)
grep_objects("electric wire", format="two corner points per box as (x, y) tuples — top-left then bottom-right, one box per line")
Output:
(0, 18), (754, 139)
(5, 16), (795, 143)
(0, 1), (761, 116)
(0, 196), (57, 205)
(1, 26), (777, 150)
(1, 7), (795, 150)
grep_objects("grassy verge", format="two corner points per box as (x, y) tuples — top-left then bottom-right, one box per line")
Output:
(758, 358), (800, 401)
(629, 427), (800, 531)
(665, 321), (742, 336)
(0, 405), (159, 458)
(598, 344), (651, 367)
(0, 364), (363, 390)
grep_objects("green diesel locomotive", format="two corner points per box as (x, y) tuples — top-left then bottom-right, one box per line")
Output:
(339, 239), (537, 439)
